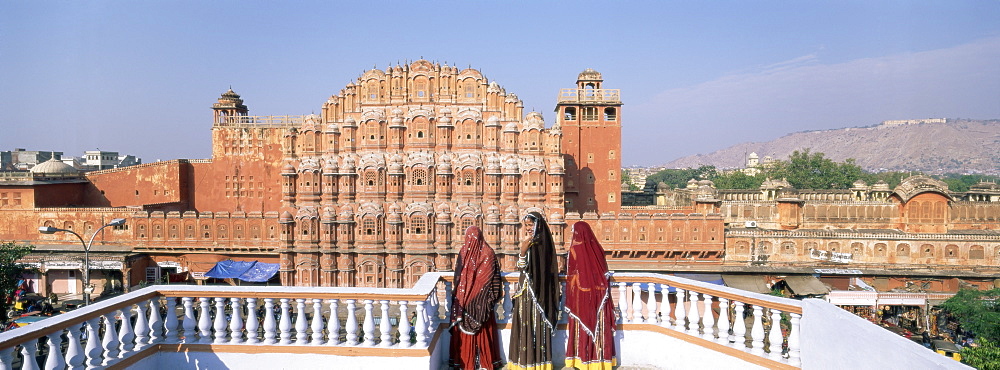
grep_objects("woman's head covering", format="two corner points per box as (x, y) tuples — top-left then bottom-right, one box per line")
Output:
(522, 211), (561, 328)
(565, 221), (613, 338)
(451, 226), (502, 334)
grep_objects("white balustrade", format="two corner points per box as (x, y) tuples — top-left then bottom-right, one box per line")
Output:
(311, 299), (325, 345)
(278, 298), (292, 345)
(732, 302), (747, 348)
(119, 305), (136, 357)
(65, 324), (84, 369)
(397, 301), (411, 348)
(687, 292), (701, 334)
(788, 313), (802, 365)
(646, 283), (658, 323)
(379, 300), (392, 347)
(101, 312), (120, 365)
(658, 284), (670, 326)
(617, 283), (628, 323)
(0, 346), (15, 370)
(501, 281), (513, 323)
(135, 300), (151, 348)
(20, 339), (38, 370)
(701, 294), (714, 340)
(295, 299), (309, 344)
(213, 297), (228, 344)
(263, 298), (277, 344)
(345, 299), (359, 345)
(198, 297), (212, 344)
(717, 297), (731, 344)
(44, 331), (64, 370)
(631, 284), (643, 322)
(245, 298), (259, 344)
(362, 300), (376, 346)
(413, 301), (428, 347)
(164, 297), (179, 342)
(84, 317), (101, 367)
(148, 297), (164, 343)
(327, 299), (341, 345)
(750, 305), (765, 355)
(181, 297), (196, 344)
(768, 309), (783, 358)
(673, 289), (687, 331)
(230, 298), (245, 344)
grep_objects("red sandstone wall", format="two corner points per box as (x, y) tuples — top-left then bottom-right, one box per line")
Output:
(86, 161), (186, 207)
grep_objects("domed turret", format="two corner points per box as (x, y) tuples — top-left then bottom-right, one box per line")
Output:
(30, 159), (79, 176)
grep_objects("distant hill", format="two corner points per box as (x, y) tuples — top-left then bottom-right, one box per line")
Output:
(664, 119), (1000, 175)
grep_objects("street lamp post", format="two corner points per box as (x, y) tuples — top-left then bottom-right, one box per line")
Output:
(39, 218), (126, 306)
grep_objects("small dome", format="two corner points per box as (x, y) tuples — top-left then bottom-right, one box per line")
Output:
(30, 159), (78, 175)
(504, 122), (519, 132)
(548, 160), (564, 174)
(550, 212), (564, 224)
(220, 88), (241, 100)
(578, 68), (603, 81)
(281, 162), (296, 174)
(657, 182), (669, 192)
(485, 116), (501, 127)
(279, 211), (293, 223)
(323, 158), (339, 173)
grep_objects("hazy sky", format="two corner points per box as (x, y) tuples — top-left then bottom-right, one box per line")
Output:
(2, 1), (998, 166)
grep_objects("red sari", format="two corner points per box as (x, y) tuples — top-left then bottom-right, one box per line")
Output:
(449, 226), (504, 370)
(564, 221), (617, 370)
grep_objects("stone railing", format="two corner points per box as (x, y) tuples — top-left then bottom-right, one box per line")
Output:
(557, 88), (621, 103)
(0, 272), (964, 369)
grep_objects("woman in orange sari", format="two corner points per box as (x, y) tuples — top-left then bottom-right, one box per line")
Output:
(564, 221), (617, 370)
(449, 226), (504, 370)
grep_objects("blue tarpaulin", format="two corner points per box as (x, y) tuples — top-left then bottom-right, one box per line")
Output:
(205, 260), (279, 283)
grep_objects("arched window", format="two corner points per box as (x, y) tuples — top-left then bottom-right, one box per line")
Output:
(874, 243), (887, 257)
(970, 245), (985, 259)
(564, 107), (576, 121)
(921, 244), (934, 257)
(781, 242), (795, 255)
(604, 107), (617, 121)
(363, 218), (377, 236)
(410, 216), (427, 235)
(897, 243), (910, 257)
(412, 168), (427, 186)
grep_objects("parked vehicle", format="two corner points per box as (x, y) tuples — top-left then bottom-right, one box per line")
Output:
(932, 339), (963, 361)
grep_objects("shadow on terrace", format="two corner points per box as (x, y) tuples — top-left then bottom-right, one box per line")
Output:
(0, 272), (967, 369)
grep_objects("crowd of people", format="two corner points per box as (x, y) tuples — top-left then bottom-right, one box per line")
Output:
(448, 213), (617, 370)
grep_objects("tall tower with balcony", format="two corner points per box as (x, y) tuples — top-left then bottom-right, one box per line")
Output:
(557, 69), (622, 213)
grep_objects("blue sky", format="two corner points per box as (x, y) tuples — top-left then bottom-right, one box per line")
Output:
(2, 1), (998, 166)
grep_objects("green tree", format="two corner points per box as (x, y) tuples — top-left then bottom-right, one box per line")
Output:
(711, 171), (765, 189)
(767, 149), (866, 189)
(0, 242), (35, 320)
(961, 338), (1000, 370)
(939, 288), (1000, 343)
(621, 170), (639, 191)
(645, 165), (716, 190)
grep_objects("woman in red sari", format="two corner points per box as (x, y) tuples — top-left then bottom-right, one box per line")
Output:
(449, 226), (504, 370)
(564, 221), (617, 370)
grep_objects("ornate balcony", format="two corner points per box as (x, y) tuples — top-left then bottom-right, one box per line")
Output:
(0, 273), (965, 369)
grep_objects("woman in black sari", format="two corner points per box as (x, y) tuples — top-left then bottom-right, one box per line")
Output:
(508, 212), (561, 370)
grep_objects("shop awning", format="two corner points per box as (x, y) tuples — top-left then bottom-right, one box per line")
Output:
(205, 260), (279, 283)
(722, 275), (772, 294)
(782, 275), (830, 296)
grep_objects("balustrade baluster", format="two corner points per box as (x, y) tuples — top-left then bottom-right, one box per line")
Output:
(750, 305), (765, 355)
(788, 313), (801, 365)
(397, 301), (411, 348)
(687, 292), (701, 334)
(198, 298), (212, 344)
(617, 283), (628, 323)
(629, 283), (641, 322)
(213, 297), (228, 344)
(414, 301), (428, 347)
(443, 281), (453, 318)
(20, 339), (39, 370)
(230, 298), (245, 344)
(646, 283), (658, 323)
(245, 298), (259, 344)
(101, 312), (120, 365)
(673, 289), (687, 330)
(84, 317), (101, 368)
(279, 298), (292, 345)
(119, 305), (135, 357)
(181, 298), (196, 343)
(379, 300), (393, 347)
(135, 299), (151, 349)
(768, 309), (783, 358)
(732, 302), (747, 348)
(717, 297), (731, 343)
(658, 284), (670, 326)
(44, 331), (65, 370)
(295, 299), (309, 344)
(362, 300), (376, 346)
(0, 346), (15, 370)
(501, 281), (512, 323)
(701, 295), (715, 340)
(427, 288), (440, 327)
(263, 298), (277, 345)
(345, 300), (359, 346)
(65, 324), (84, 369)
(164, 297), (179, 342)
(148, 297), (164, 344)
(559, 281), (568, 323)
(312, 299), (325, 345)
(327, 299), (341, 345)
